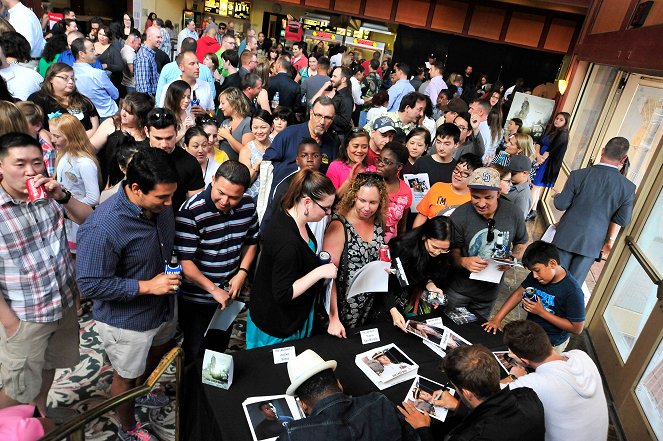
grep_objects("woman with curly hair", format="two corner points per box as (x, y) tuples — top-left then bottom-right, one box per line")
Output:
(323, 172), (392, 338)
(217, 86), (254, 160)
(28, 62), (100, 136)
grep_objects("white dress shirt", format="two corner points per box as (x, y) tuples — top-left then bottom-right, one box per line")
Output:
(8, 2), (45, 58)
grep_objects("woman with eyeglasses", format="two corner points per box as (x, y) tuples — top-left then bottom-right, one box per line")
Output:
(376, 141), (412, 243)
(324, 172), (390, 338)
(90, 92), (153, 190)
(28, 62), (100, 137)
(388, 216), (454, 318)
(217, 87), (254, 161)
(326, 129), (375, 197)
(246, 169), (337, 349)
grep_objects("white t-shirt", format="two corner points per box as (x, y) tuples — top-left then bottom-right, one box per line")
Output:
(8, 2), (45, 58)
(0, 63), (42, 100)
(159, 77), (215, 112)
(330, 53), (343, 69)
(509, 350), (609, 441)
(121, 45), (137, 87)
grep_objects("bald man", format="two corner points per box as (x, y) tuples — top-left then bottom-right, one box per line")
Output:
(135, 26), (162, 96)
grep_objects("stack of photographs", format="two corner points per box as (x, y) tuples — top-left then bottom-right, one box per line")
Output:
(242, 395), (305, 441)
(355, 343), (419, 390)
(403, 376), (456, 422)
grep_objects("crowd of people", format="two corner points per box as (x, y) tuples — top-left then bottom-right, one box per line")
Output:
(0, 3), (637, 441)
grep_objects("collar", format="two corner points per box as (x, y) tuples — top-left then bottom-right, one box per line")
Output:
(309, 393), (350, 417)
(0, 183), (27, 206)
(511, 181), (529, 192)
(117, 181), (151, 219)
(141, 44), (156, 54)
(595, 162), (620, 170)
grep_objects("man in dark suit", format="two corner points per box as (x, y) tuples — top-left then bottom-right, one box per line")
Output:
(552, 136), (635, 285)
(268, 57), (300, 109)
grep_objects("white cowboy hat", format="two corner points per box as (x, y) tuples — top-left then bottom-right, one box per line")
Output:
(286, 349), (337, 396)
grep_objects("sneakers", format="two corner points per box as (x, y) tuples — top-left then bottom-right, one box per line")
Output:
(118, 422), (158, 441)
(525, 209), (538, 221)
(135, 390), (169, 409)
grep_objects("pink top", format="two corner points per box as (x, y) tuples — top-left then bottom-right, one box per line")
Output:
(325, 161), (376, 189)
(384, 179), (413, 243)
(0, 405), (45, 441)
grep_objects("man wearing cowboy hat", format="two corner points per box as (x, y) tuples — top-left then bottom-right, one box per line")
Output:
(279, 349), (418, 440)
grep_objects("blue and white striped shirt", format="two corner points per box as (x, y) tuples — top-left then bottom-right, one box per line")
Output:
(175, 186), (259, 304)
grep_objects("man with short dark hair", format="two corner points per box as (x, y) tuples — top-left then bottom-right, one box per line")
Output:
(280, 349), (418, 441)
(301, 56), (330, 106)
(268, 57), (300, 109)
(291, 41), (308, 73)
(365, 91), (426, 137)
(145, 108), (205, 211)
(72, 37), (119, 119)
(77, 148), (182, 440)
(88, 16), (102, 41)
(387, 62), (415, 112)
(215, 33), (238, 76)
(425, 61), (447, 105)
(175, 160), (258, 363)
(469, 99), (492, 159)
(178, 18), (198, 52)
(242, 73), (262, 113)
(314, 66), (353, 139)
(552, 136), (635, 284)
(134, 26), (161, 96)
(503, 320), (609, 441)
(0, 133), (92, 415)
(399, 345), (545, 441)
(155, 37), (215, 101)
(63, 18), (78, 35)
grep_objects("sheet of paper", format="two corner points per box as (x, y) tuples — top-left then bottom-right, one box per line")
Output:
(469, 259), (503, 283)
(426, 317), (444, 327)
(347, 261), (390, 298)
(541, 224), (556, 243)
(205, 301), (246, 336)
(273, 347), (296, 364)
(403, 173), (431, 213)
(360, 328), (380, 344)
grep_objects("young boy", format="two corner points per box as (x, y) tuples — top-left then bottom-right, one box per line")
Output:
(482, 240), (585, 352)
(505, 155), (532, 219)
(409, 123), (459, 186)
(412, 153), (482, 227)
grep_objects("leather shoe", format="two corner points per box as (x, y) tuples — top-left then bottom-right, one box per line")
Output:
(526, 210), (537, 221)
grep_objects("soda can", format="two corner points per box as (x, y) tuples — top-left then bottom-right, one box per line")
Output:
(521, 287), (538, 309)
(318, 251), (331, 265)
(26, 177), (48, 205)
(379, 245), (391, 262)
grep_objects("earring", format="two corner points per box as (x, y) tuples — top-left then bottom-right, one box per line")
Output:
(304, 208), (309, 216)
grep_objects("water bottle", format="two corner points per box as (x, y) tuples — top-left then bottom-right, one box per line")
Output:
(164, 251), (182, 275)
(271, 91), (280, 110)
(191, 90), (200, 108)
(521, 287), (541, 309)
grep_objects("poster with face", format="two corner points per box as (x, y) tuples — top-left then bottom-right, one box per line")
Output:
(404, 376), (456, 422)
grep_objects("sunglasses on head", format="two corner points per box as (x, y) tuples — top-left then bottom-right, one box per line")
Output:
(149, 108), (177, 124)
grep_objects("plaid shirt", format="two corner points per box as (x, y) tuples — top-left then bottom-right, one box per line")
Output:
(134, 45), (159, 96)
(0, 186), (76, 322)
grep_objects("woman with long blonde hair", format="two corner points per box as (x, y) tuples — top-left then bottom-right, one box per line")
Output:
(0, 100), (30, 136)
(217, 87), (254, 160)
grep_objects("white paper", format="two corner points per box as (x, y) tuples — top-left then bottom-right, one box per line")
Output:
(541, 224), (556, 243)
(360, 328), (380, 344)
(272, 347), (296, 364)
(403, 173), (431, 213)
(205, 300), (246, 336)
(403, 376), (455, 422)
(347, 261), (390, 298)
(355, 343), (419, 390)
(243, 394), (305, 441)
(426, 317), (444, 327)
(422, 339), (447, 357)
(202, 350), (233, 389)
(469, 259), (504, 283)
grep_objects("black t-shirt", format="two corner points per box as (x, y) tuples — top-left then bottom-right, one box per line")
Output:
(169, 146), (205, 212)
(219, 72), (241, 92)
(409, 156), (456, 186)
(28, 90), (99, 131)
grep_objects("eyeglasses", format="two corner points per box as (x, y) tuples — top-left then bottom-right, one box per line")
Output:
(452, 168), (471, 179)
(312, 111), (334, 122)
(376, 157), (400, 166)
(54, 75), (75, 82)
(487, 218), (496, 242)
(311, 198), (333, 214)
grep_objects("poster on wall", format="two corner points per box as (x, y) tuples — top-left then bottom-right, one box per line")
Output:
(505, 92), (556, 141)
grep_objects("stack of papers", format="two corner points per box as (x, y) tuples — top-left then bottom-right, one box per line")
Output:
(403, 376), (456, 422)
(405, 320), (473, 358)
(355, 343), (419, 390)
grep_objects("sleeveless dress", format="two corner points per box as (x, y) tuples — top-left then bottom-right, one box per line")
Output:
(246, 140), (266, 199)
(333, 214), (385, 329)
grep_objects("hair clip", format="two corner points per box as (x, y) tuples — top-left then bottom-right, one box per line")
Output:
(47, 111), (63, 120)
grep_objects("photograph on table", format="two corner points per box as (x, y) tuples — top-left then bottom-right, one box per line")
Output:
(355, 343), (419, 390)
(405, 320), (447, 347)
(201, 349), (234, 389)
(445, 307), (478, 325)
(443, 329), (472, 350)
(404, 376), (456, 422)
(242, 395), (303, 441)
(493, 351), (519, 374)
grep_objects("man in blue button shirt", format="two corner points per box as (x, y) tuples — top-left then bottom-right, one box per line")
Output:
(72, 37), (119, 120)
(77, 149), (181, 441)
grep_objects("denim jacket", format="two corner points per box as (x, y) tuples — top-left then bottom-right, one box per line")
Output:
(278, 392), (420, 441)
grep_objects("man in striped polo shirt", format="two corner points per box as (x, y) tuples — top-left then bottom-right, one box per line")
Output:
(175, 160), (259, 363)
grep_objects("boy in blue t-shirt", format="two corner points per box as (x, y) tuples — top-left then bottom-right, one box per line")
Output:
(482, 240), (585, 352)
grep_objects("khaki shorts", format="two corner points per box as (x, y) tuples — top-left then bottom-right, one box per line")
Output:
(96, 317), (177, 379)
(0, 307), (80, 403)
(553, 337), (570, 354)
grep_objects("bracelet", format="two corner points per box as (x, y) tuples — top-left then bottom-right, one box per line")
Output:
(238, 267), (249, 275)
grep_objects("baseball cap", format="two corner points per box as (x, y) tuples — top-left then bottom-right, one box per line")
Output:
(440, 97), (469, 114)
(468, 167), (501, 191)
(372, 116), (396, 133)
(508, 155), (532, 173)
(428, 53), (436, 59)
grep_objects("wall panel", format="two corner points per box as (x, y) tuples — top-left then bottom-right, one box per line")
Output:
(333, 0), (361, 15)
(468, 6), (505, 40)
(431, 0), (467, 33)
(395, 0), (430, 27)
(591, 0), (630, 34)
(364, 0), (394, 21)
(545, 18), (576, 52)
(505, 12), (544, 47)
(305, 0), (331, 9)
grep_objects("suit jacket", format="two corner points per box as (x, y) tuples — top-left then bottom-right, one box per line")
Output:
(268, 72), (300, 109)
(553, 164), (635, 257)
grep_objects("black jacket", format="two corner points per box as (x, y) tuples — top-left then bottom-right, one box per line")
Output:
(268, 72), (301, 109)
(331, 86), (354, 135)
(418, 387), (545, 441)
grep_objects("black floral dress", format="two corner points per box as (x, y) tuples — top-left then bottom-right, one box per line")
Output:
(332, 214), (384, 329)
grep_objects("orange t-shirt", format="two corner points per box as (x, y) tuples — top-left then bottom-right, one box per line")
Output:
(416, 182), (471, 218)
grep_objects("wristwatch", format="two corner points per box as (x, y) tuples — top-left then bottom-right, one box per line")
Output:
(509, 374), (518, 381)
(55, 188), (72, 204)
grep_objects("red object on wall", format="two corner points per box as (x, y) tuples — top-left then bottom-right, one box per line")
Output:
(285, 19), (303, 41)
